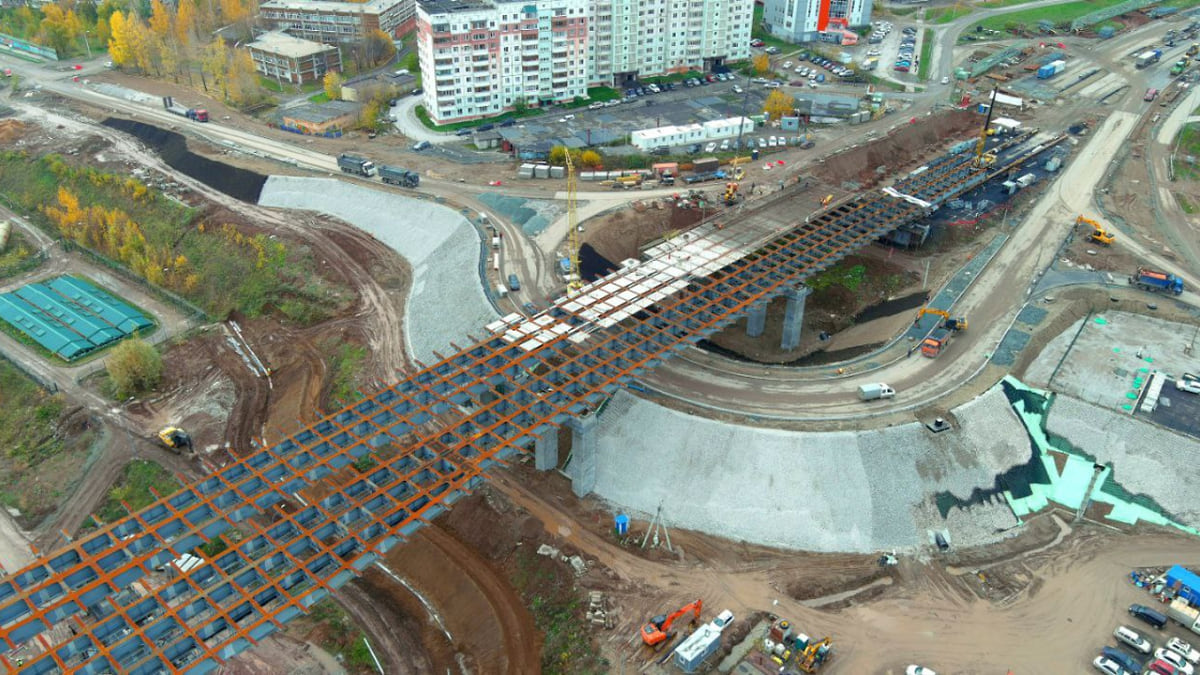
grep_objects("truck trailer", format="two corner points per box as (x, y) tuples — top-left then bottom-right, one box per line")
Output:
(379, 165), (420, 187)
(1036, 59), (1066, 79)
(338, 154), (377, 177)
(1130, 266), (1184, 295)
(161, 96), (208, 122)
(1168, 598), (1200, 635)
(1136, 49), (1163, 68)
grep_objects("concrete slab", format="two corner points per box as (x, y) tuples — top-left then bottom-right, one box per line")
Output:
(1022, 311), (1200, 414)
(591, 385), (1027, 552)
(259, 176), (498, 363)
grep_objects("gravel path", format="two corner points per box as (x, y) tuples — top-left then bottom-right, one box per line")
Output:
(591, 385), (1027, 553)
(1046, 395), (1200, 528)
(259, 176), (498, 363)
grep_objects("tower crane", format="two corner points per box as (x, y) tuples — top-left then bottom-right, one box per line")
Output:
(564, 150), (583, 296)
(973, 88), (999, 169)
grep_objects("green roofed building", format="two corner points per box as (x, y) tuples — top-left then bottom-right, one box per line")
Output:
(0, 276), (153, 361)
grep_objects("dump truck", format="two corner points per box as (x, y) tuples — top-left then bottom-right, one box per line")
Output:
(1130, 266), (1184, 295)
(161, 96), (208, 122)
(1136, 49), (1163, 68)
(379, 165), (420, 187)
(858, 383), (896, 401)
(921, 328), (954, 357)
(338, 154), (377, 177)
(1036, 59), (1066, 79)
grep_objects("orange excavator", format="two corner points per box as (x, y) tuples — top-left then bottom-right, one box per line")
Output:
(640, 599), (702, 647)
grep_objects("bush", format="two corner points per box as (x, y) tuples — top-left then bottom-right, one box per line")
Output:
(105, 338), (163, 398)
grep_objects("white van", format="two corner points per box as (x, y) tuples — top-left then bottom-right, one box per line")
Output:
(496, 283), (508, 298)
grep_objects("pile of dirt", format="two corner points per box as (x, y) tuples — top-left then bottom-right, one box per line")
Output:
(0, 119), (28, 144)
(817, 110), (980, 188)
(583, 199), (707, 264)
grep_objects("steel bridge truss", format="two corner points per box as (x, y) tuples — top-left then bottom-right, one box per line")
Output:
(0, 131), (1055, 674)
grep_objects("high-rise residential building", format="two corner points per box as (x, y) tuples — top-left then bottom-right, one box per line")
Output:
(415, 0), (751, 124)
(761, 0), (872, 44)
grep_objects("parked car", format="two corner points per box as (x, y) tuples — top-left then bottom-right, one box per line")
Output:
(1177, 379), (1200, 394)
(1093, 656), (1130, 675)
(687, 143), (702, 154)
(1102, 646), (1144, 674)
(733, 85), (744, 93)
(1168, 638), (1200, 664)
(1150, 660), (1180, 675)
(783, 61), (793, 69)
(765, 46), (780, 54)
(1155, 649), (1196, 675)
(1131, 604), (1168, 629)
(720, 139), (730, 151)
(705, 141), (717, 152)
(1115, 626), (1153, 654)
(412, 140), (431, 151)
(750, 38), (765, 47)
(768, 136), (778, 147)
(757, 137), (767, 148)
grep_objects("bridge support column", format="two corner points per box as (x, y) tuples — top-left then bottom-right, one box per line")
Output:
(567, 414), (598, 497)
(534, 427), (559, 471)
(781, 285), (811, 351)
(745, 301), (768, 338)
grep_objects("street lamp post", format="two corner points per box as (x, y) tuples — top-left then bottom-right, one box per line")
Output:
(81, 31), (93, 59)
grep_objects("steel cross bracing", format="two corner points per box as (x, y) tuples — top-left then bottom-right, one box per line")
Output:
(0, 132), (1056, 674)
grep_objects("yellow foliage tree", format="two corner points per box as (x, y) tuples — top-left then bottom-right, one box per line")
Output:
(220, 0), (248, 24)
(200, 39), (228, 96)
(40, 5), (84, 56)
(175, 0), (197, 45)
(762, 89), (795, 122)
(580, 149), (602, 168)
(753, 54), (771, 75)
(107, 11), (132, 67)
(323, 70), (343, 101)
(224, 49), (258, 105)
(148, 0), (173, 39)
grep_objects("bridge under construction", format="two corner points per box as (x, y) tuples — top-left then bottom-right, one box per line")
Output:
(0, 129), (1063, 674)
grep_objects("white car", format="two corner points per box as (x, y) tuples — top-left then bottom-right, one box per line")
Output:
(757, 137), (767, 148)
(906, 667), (936, 675)
(720, 139), (730, 151)
(705, 142), (717, 153)
(783, 61), (793, 69)
(732, 85), (744, 93)
(768, 136), (778, 147)
(1115, 625), (1152, 654)
(1178, 379), (1200, 394)
(1093, 656), (1128, 675)
(1157, 648), (1196, 675)
(1168, 637), (1200, 664)
(941, 76), (950, 85)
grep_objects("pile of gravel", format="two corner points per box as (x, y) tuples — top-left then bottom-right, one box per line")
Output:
(259, 176), (498, 362)
(591, 386), (1026, 553)
(1046, 395), (1200, 528)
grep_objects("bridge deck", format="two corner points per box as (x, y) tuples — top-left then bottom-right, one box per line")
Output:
(0, 131), (1059, 674)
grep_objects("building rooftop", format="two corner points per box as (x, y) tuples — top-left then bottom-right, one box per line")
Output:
(247, 31), (336, 58)
(418, 0), (495, 14)
(261, 0), (405, 14)
(282, 100), (362, 124)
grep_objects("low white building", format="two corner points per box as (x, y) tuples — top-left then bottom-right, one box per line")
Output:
(630, 117), (754, 151)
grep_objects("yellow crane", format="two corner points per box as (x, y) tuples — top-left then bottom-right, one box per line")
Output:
(565, 151), (583, 296)
(974, 88), (998, 169)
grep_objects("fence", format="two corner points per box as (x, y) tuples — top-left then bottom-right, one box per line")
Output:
(0, 32), (58, 61)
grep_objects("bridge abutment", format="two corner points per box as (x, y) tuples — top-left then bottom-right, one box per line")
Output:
(567, 414), (598, 496)
(781, 285), (811, 350)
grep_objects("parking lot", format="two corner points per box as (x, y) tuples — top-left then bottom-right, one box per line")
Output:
(1094, 573), (1200, 675)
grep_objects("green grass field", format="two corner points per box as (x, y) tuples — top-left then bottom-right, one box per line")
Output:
(963, 0), (1130, 35)
(925, 6), (972, 23)
(918, 29), (935, 81)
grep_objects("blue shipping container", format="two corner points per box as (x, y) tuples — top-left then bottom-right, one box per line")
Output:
(1166, 565), (1200, 606)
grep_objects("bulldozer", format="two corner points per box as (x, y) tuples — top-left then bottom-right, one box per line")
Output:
(157, 426), (193, 453)
(640, 598), (702, 647)
(1077, 215), (1115, 246)
(915, 307), (967, 332)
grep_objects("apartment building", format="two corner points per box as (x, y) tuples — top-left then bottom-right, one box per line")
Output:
(762, 0), (872, 44)
(247, 31), (341, 84)
(416, 0), (751, 123)
(259, 0), (416, 43)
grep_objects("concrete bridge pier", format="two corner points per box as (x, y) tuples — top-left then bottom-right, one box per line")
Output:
(781, 285), (812, 351)
(567, 414), (598, 497)
(534, 426), (559, 471)
(746, 300), (768, 338)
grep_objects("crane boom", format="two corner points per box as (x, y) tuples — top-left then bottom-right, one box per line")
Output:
(565, 151), (583, 296)
(974, 88), (999, 168)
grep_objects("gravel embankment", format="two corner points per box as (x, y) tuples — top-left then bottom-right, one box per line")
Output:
(591, 385), (1027, 553)
(1046, 395), (1200, 528)
(259, 176), (498, 363)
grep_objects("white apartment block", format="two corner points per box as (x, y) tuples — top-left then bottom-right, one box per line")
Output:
(762, 0), (872, 44)
(416, 0), (752, 123)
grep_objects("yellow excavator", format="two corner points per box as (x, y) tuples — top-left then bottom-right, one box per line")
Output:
(723, 182), (741, 205)
(915, 307), (967, 332)
(1077, 214), (1115, 246)
(797, 636), (833, 672)
(158, 426), (193, 453)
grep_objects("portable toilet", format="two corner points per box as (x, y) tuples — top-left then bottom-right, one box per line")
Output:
(614, 513), (629, 535)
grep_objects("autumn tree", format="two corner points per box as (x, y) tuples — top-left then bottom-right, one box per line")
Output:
(200, 39), (228, 96)
(753, 53), (770, 75)
(323, 70), (343, 101)
(106, 339), (163, 398)
(40, 4), (85, 56)
(224, 48), (260, 105)
(175, 0), (197, 45)
(762, 89), (795, 121)
(107, 11), (132, 66)
(580, 149), (602, 168)
(362, 29), (396, 68)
